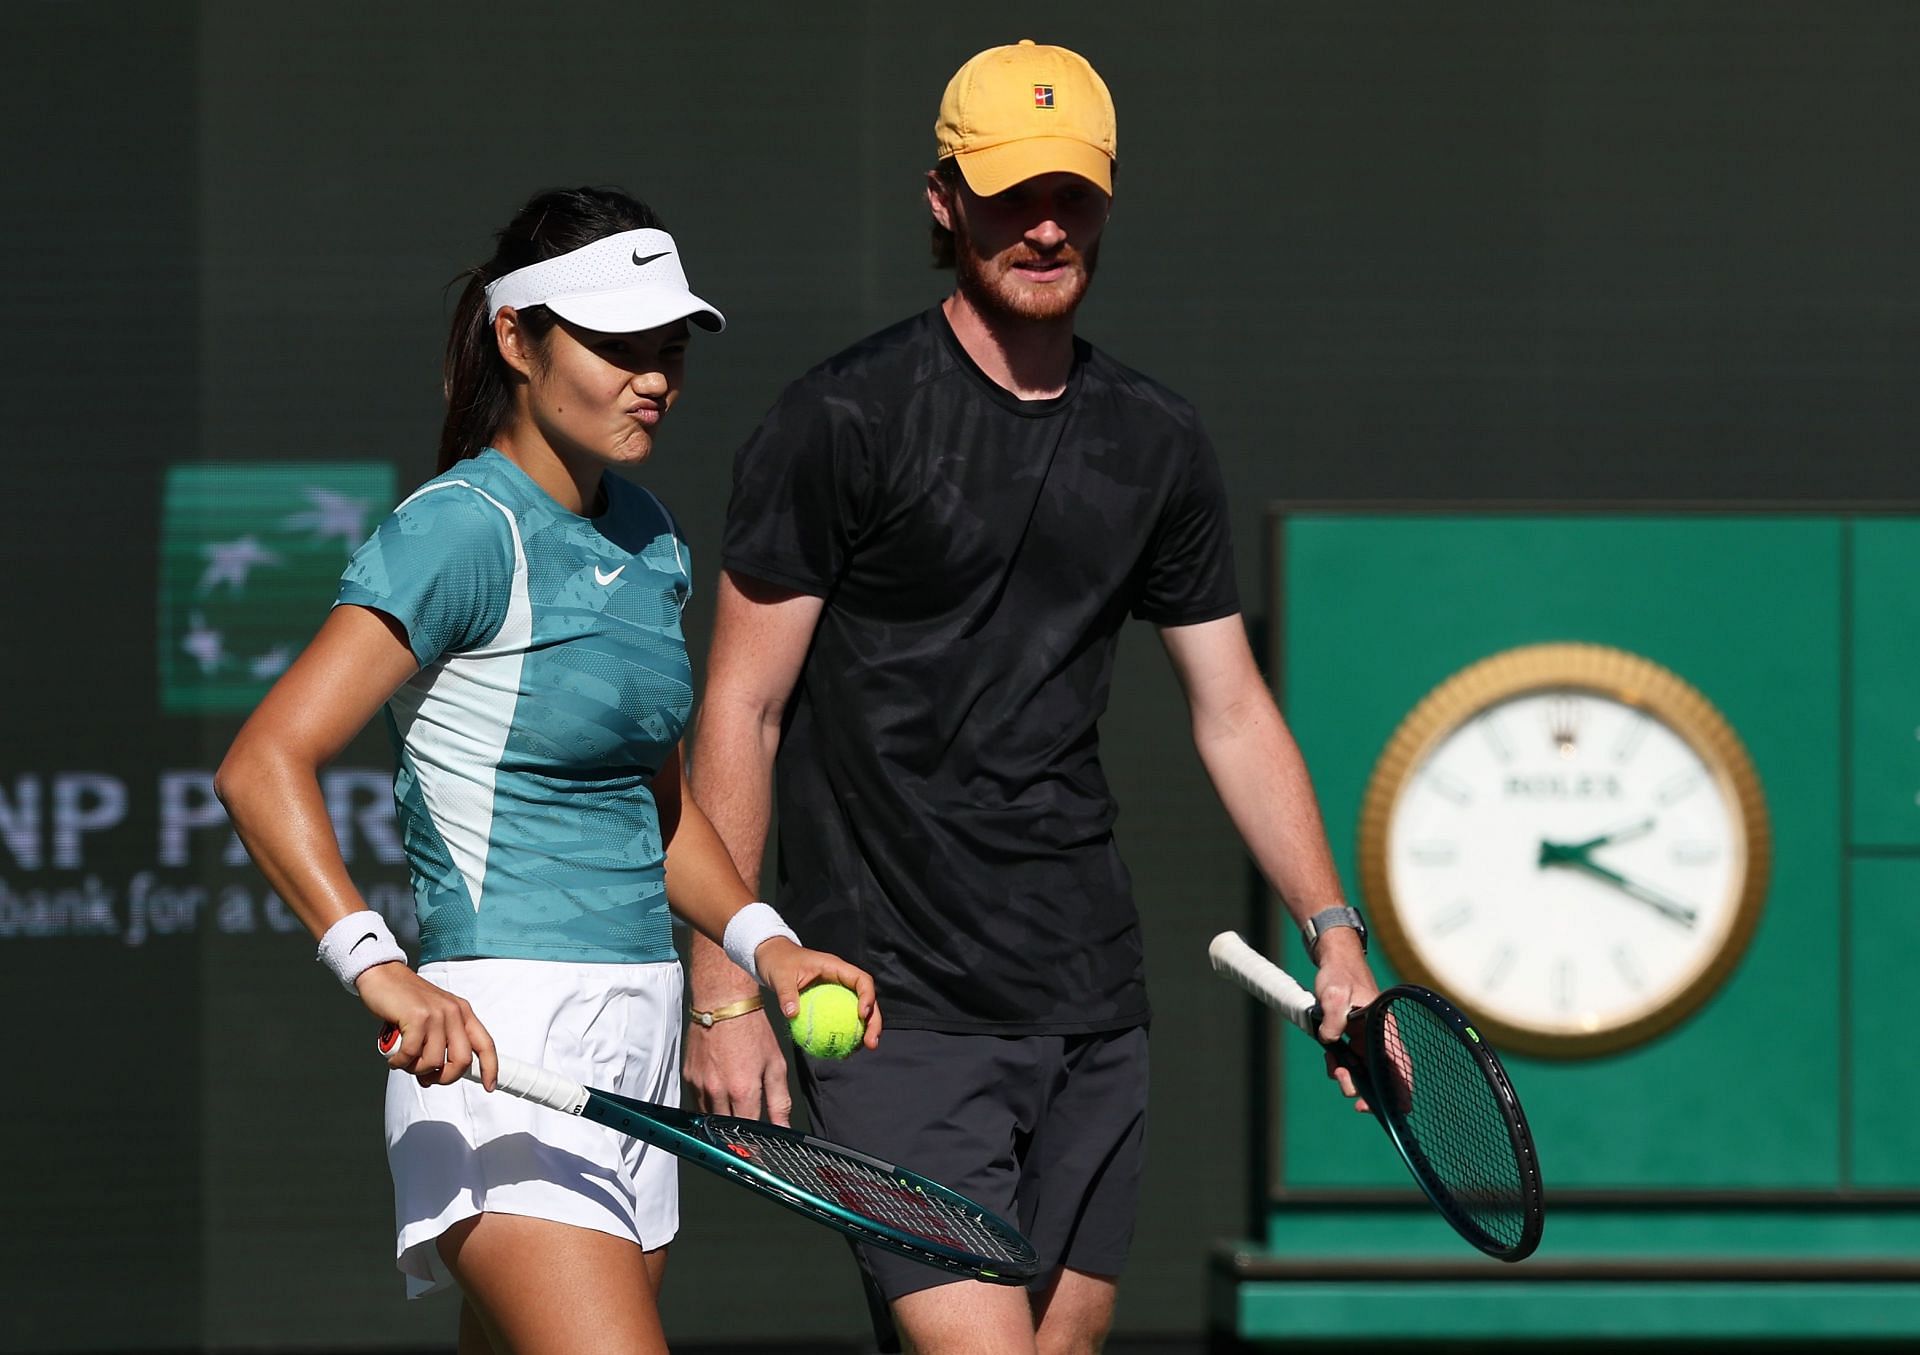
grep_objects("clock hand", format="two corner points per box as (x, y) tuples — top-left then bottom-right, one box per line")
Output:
(1545, 853), (1699, 927)
(1546, 817), (1657, 860)
(1588, 816), (1656, 850)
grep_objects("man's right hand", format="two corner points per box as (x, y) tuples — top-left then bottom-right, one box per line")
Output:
(685, 1008), (792, 1124)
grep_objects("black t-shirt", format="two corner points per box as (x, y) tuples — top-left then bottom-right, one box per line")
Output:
(721, 307), (1240, 1033)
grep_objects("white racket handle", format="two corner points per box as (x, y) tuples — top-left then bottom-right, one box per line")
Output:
(1209, 931), (1321, 1035)
(377, 1026), (589, 1115)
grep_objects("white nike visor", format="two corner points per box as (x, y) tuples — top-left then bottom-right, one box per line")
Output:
(484, 228), (725, 334)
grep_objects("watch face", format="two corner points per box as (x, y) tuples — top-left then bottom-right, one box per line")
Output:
(1360, 644), (1770, 1058)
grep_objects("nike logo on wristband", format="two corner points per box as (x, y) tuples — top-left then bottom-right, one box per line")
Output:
(349, 932), (378, 954)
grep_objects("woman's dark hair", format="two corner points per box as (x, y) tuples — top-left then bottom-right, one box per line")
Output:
(438, 186), (666, 472)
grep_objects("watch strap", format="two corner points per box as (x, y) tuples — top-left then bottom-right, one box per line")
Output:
(1301, 905), (1367, 958)
(689, 994), (765, 1028)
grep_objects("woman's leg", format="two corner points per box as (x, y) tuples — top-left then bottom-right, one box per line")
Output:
(457, 1297), (498, 1354)
(438, 1213), (667, 1355)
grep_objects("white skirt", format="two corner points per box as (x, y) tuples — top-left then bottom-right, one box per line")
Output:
(385, 957), (684, 1298)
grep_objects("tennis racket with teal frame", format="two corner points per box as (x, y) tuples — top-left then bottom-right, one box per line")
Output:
(376, 1025), (1038, 1284)
(1208, 932), (1544, 1261)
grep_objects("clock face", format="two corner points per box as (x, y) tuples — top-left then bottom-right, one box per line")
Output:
(1360, 644), (1770, 1058)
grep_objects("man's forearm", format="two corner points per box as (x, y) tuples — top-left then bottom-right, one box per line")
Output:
(687, 699), (780, 1003)
(1166, 620), (1378, 1023)
(1192, 693), (1350, 932)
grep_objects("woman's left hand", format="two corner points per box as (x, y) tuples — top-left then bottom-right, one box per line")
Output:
(754, 939), (883, 1051)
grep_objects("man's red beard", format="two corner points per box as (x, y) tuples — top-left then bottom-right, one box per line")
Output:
(952, 216), (1101, 324)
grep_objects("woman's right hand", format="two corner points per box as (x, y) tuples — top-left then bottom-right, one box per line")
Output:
(357, 963), (499, 1091)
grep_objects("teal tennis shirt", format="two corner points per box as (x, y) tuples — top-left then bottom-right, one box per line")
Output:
(338, 449), (692, 965)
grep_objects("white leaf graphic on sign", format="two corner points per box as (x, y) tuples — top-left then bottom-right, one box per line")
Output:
(197, 536), (281, 594)
(182, 613), (227, 673)
(281, 488), (371, 553)
(250, 646), (292, 679)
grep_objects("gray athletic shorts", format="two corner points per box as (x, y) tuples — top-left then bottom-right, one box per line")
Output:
(795, 1026), (1148, 1327)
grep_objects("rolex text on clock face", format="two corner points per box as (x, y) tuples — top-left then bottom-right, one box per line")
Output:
(1385, 687), (1746, 1046)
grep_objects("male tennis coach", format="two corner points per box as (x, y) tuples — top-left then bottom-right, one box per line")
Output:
(686, 39), (1381, 1355)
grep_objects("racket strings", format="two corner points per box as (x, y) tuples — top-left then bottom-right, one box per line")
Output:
(1375, 1000), (1532, 1251)
(704, 1121), (1029, 1265)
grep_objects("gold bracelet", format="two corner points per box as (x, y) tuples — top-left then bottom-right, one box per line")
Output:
(689, 994), (765, 1028)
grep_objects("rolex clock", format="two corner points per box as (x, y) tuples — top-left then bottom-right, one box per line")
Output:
(1357, 643), (1770, 1058)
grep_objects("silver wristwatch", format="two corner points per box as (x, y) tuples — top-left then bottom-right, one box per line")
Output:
(1300, 905), (1368, 959)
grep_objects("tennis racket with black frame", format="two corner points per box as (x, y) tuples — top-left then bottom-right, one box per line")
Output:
(375, 1024), (1039, 1284)
(1208, 931), (1545, 1262)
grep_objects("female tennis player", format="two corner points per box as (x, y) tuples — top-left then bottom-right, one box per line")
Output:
(215, 185), (880, 1354)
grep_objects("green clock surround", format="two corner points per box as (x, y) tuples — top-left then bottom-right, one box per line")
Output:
(1221, 510), (1920, 1349)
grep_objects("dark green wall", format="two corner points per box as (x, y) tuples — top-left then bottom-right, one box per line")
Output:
(4, 2), (1918, 1349)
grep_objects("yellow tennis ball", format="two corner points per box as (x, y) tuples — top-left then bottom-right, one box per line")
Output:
(790, 982), (865, 1059)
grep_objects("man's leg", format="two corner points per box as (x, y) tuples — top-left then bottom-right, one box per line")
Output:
(797, 1030), (1044, 1353)
(1031, 1268), (1118, 1355)
(889, 1255), (1117, 1355)
(799, 1027), (1145, 1355)
(1019, 1028), (1147, 1355)
(891, 1279), (1039, 1355)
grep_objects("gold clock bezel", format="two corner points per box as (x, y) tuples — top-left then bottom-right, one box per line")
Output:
(1357, 642), (1771, 1059)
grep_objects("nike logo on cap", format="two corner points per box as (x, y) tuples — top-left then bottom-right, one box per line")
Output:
(632, 250), (669, 266)
(595, 565), (626, 585)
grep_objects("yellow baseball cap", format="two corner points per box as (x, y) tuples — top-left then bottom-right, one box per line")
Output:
(935, 39), (1116, 197)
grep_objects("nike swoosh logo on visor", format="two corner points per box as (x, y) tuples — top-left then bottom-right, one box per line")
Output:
(632, 250), (669, 266)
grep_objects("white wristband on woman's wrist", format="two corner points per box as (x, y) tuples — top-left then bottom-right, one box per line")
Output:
(317, 910), (409, 993)
(722, 901), (800, 985)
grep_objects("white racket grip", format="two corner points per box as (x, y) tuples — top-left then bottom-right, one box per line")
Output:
(474, 1054), (590, 1116)
(1209, 931), (1320, 1034)
(376, 1024), (589, 1115)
